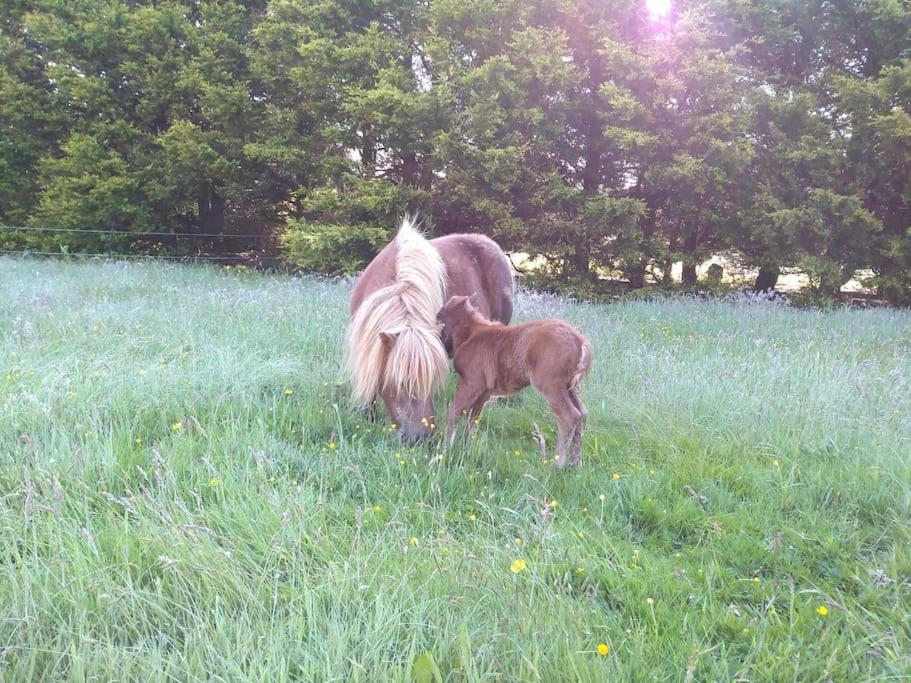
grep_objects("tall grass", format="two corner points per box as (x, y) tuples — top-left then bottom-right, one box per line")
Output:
(1, 257), (909, 681)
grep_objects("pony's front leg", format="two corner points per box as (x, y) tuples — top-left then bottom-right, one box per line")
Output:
(446, 381), (484, 447)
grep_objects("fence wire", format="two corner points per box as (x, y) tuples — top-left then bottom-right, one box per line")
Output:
(0, 225), (283, 265)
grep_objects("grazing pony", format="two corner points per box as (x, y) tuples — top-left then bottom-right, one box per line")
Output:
(437, 295), (592, 468)
(347, 218), (514, 442)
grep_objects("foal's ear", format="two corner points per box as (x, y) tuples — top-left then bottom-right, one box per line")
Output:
(379, 331), (398, 351)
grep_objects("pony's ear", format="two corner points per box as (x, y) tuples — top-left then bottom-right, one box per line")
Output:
(379, 331), (398, 351)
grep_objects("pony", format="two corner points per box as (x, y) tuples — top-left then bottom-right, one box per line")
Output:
(347, 217), (514, 441)
(436, 295), (592, 468)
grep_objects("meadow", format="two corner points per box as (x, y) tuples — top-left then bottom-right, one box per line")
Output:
(1, 257), (909, 681)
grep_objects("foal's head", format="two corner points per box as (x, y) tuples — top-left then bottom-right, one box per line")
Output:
(436, 295), (482, 340)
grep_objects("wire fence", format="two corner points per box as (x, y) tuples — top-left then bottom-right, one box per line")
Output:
(0, 225), (286, 266)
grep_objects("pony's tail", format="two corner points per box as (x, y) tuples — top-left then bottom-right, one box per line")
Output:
(572, 338), (592, 388)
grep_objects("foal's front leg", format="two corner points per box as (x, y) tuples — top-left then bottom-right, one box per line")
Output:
(446, 379), (486, 447)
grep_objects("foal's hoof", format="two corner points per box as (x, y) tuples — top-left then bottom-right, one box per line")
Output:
(552, 455), (570, 470)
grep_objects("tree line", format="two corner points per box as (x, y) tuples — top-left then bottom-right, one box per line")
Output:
(1, 0), (909, 301)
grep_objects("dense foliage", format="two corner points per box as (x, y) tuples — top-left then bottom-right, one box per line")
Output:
(1, 0), (909, 299)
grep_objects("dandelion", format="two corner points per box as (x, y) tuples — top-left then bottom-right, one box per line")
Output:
(597, 643), (609, 657)
(549, 499), (558, 509)
(816, 604), (829, 616)
(410, 537), (419, 546)
(328, 441), (337, 450)
(514, 537), (523, 546)
(468, 514), (477, 521)
(208, 477), (221, 487)
(284, 388), (293, 396)
(510, 559), (527, 573)
(373, 505), (382, 513)
(612, 473), (621, 481)
(171, 422), (183, 431)
(753, 577), (761, 584)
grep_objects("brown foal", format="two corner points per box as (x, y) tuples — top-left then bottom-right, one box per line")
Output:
(437, 296), (592, 468)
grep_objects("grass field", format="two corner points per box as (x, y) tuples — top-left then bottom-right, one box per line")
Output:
(1, 257), (909, 681)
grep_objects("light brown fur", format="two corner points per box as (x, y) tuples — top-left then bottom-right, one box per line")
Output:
(437, 296), (592, 468)
(347, 218), (514, 442)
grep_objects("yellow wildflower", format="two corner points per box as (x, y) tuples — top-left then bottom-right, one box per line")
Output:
(597, 643), (609, 657)
(612, 473), (621, 481)
(549, 499), (557, 509)
(171, 422), (182, 431)
(510, 559), (527, 574)
(373, 505), (382, 513)
(816, 604), (829, 616)
(410, 537), (419, 546)
(468, 514), (477, 521)
(284, 388), (293, 396)
(514, 538), (523, 546)
(208, 477), (220, 487)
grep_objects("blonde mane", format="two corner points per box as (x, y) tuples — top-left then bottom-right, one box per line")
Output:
(346, 218), (448, 407)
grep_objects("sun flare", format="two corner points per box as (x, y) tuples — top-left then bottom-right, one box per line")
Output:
(646, 0), (672, 18)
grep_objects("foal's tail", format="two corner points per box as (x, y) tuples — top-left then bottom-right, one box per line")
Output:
(571, 337), (592, 389)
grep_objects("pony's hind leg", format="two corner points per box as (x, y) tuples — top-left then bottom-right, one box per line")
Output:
(537, 382), (582, 469)
(567, 387), (587, 467)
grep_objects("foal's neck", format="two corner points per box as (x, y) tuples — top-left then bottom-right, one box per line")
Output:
(451, 311), (496, 351)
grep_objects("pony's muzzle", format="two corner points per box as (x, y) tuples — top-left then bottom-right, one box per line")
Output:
(397, 424), (430, 443)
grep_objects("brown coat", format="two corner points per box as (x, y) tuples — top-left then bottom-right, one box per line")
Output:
(437, 296), (592, 468)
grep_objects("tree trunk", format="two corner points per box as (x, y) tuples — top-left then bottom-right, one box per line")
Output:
(197, 182), (225, 235)
(401, 150), (418, 186)
(681, 223), (699, 286)
(682, 263), (698, 286)
(754, 266), (779, 292)
(626, 261), (646, 289)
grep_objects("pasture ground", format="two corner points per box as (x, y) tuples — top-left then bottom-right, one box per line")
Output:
(1, 258), (909, 681)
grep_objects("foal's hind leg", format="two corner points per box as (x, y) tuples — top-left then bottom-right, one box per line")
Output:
(537, 381), (582, 469)
(567, 387), (587, 467)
